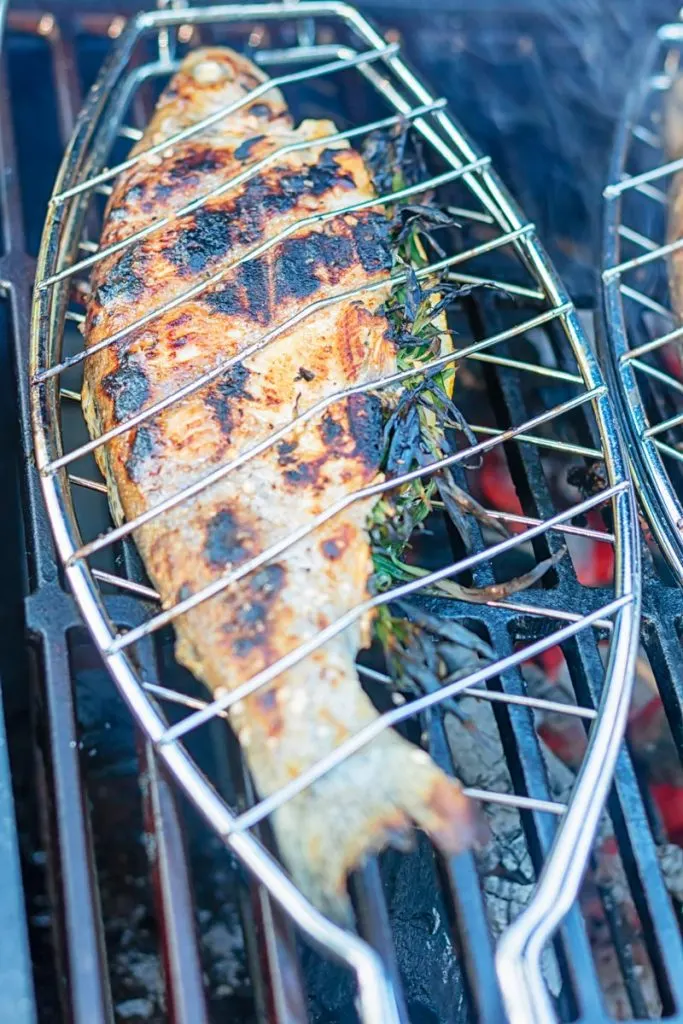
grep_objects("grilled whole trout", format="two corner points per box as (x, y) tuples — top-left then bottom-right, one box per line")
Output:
(83, 47), (477, 919)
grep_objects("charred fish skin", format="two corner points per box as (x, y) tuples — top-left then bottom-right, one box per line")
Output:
(83, 47), (477, 920)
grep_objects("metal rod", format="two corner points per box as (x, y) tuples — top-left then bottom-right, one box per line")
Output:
(46, 224), (539, 480)
(154, 480), (625, 745)
(481, 508), (613, 544)
(66, 302), (570, 563)
(143, 675), (597, 723)
(630, 358), (683, 397)
(49, 43), (401, 206)
(224, 596), (627, 833)
(105, 388), (608, 654)
(605, 232), (683, 279)
(603, 151), (683, 198)
(632, 124), (660, 147)
(620, 321), (683, 362)
(619, 283), (675, 318)
(35, 155), (495, 384)
(91, 568), (159, 601)
(444, 272), (544, 301)
(465, 352), (583, 383)
(644, 407), (683, 438)
(469, 424), (603, 460)
(41, 97), (446, 288)
(617, 225), (659, 251)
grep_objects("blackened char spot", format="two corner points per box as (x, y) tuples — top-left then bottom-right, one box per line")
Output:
(274, 232), (355, 303)
(167, 174), (272, 276)
(101, 355), (149, 422)
(250, 564), (285, 597)
(205, 258), (270, 325)
(283, 461), (322, 487)
(257, 690), (277, 710)
(205, 363), (252, 437)
(276, 439), (298, 466)
(204, 508), (247, 567)
(322, 539), (343, 560)
(347, 392), (383, 469)
(238, 603), (267, 626)
(224, 565), (285, 664)
(233, 636), (259, 655)
(167, 148), (223, 178)
(165, 209), (234, 275)
(96, 247), (144, 306)
(352, 213), (393, 274)
(123, 183), (144, 204)
(320, 413), (343, 445)
(262, 157), (354, 214)
(168, 312), (192, 330)
(125, 426), (156, 483)
(234, 135), (265, 161)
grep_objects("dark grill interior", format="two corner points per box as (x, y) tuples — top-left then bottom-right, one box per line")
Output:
(4, 4), (683, 1023)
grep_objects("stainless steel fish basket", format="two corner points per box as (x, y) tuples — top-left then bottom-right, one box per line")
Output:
(601, 16), (683, 584)
(29, 3), (641, 1021)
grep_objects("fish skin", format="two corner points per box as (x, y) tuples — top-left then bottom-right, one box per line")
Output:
(82, 46), (477, 919)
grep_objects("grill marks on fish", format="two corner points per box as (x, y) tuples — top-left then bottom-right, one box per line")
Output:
(83, 45), (476, 920)
(205, 364), (252, 438)
(101, 354), (150, 423)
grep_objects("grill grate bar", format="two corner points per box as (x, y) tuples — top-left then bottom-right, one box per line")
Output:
(4, 11), (215, 1023)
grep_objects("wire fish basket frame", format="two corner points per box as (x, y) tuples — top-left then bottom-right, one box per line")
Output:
(602, 19), (683, 583)
(29, 3), (641, 1021)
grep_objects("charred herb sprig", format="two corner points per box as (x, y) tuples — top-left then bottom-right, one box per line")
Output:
(363, 123), (564, 697)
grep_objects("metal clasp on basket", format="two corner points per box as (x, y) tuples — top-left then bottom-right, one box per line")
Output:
(157, 0), (184, 66)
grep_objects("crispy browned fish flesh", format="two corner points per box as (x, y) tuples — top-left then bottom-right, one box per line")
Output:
(83, 46), (477, 919)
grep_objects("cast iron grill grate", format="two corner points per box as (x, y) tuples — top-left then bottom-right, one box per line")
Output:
(7, 3), (683, 1023)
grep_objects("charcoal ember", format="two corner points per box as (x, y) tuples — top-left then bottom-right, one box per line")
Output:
(443, 691), (663, 1017)
(305, 838), (471, 1024)
(380, 838), (470, 1024)
(443, 696), (563, 995)
(657, 844), (683, 904)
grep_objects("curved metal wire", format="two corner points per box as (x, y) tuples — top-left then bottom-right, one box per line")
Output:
(30, 3), (641, 1021)
(602, 18), (683, 584)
